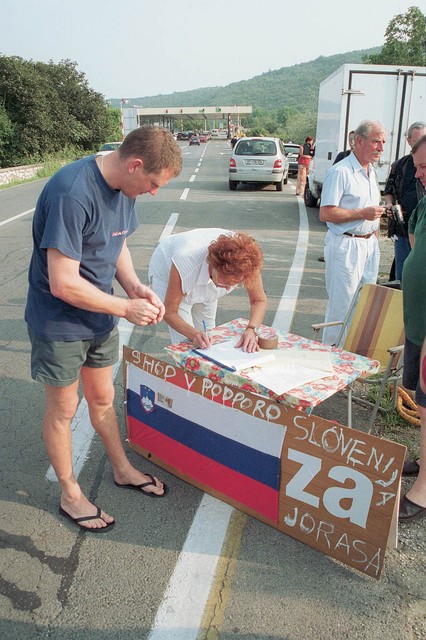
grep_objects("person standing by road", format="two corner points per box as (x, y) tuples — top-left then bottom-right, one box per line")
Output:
(296, 136), (315, 196)
(333, 130), (355, 165)
(148, 229), (267, 351)
(383, 121), (426, 282)
(319, 120), (386, 345)
(25, 126), (182, 531)
(398, 134), (426, 523)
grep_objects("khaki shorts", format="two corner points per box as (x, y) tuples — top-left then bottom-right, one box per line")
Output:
(28, 327), (119, 387)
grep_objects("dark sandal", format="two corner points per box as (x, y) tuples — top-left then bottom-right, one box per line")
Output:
(59, 505), (115, 532)
(399, 495), (426, 523)
(114, 473), (167, 497)
(402, 459), (420, 476)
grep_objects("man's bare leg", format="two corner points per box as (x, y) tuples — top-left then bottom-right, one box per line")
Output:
(81, 365), (166, 495)
(43, 382), (114, 529)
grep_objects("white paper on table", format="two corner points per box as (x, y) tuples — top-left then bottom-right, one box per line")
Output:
(246, 362), (332, 395)
(272, 349), (333, 372)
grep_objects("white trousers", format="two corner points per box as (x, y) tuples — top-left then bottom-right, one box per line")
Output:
(322, 232), (380, 345)
(150, 275), (218, 345)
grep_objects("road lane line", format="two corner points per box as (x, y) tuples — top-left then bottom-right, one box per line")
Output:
(272, 196), (309, 331)
(189, 175), (196, 182)
(159, 213), (179, 242)
(0, 208), (35, 226)
(147, 198), (310, 638)
(180, 188), (190, 200)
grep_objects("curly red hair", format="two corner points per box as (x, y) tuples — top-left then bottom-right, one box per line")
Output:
(207, 233), (263, 284)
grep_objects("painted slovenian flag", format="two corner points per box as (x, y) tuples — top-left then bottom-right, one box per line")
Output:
(126, 363), (286, 523)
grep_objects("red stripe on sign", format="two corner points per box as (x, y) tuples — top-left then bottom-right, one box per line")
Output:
(128, 416), (279, 522)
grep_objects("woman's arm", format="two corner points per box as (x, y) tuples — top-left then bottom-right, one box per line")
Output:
(235, 272), (268, 352)
(163, 263), (210, 347)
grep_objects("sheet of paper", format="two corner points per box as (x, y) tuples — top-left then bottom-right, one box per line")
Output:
(246, 362), (332, 395)
(273, 348), (334, 372)
(193, 338), (276, 372)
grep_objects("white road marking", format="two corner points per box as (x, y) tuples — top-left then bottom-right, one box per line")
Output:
(159, 213), (179, 242)
(180, 188), (190, 200)
(272, 196), (309, 331)
(189, 175), (196, 182)
(147, 197), (309, 638)
(0, 208), (34, 226)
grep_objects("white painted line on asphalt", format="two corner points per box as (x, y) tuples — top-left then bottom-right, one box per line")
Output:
(148, 496), (234, 640)
(194, 168), (199, 173)
(45, 317), (134, 482)
(189, 175), (196, 182)
(147, 198), (309, 638)
(0, 208), (35, 226)
(159, 213), (179, 242)
(272, 196), (309, 332)
(180, 188), (190, 200)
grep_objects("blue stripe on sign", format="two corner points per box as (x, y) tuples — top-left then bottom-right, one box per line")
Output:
(127, 389), (281, 491)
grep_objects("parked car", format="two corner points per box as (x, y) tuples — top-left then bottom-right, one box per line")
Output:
(98, 141), (121, 156)
(199, 133), (208, 143)
(189, 135), (200, 146)
(229, 137), (289, 191)
(177, 132), (190, 140)
(284, 143), (300, 176)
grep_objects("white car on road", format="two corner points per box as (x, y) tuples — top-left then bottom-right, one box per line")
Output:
(229, 136), (289, 191)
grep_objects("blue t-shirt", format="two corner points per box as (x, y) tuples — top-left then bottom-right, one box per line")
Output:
(25, 155), (139, 340)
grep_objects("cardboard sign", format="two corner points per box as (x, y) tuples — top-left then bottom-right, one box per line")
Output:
(123, 348), (406, 579)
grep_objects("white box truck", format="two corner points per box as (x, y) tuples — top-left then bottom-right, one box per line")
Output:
(305, 63), (426, 207)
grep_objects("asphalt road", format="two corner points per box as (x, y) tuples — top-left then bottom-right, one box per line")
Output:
(0, 140), (425, 639)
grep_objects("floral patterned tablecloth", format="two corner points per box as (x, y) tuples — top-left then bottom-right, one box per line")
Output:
(165, 318), (380, 414)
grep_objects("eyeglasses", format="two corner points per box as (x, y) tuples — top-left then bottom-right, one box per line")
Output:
(210, 268), (244, 290)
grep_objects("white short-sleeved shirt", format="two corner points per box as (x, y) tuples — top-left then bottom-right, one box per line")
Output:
(148, 228), (234, 304)
(321, 152), (381, 236)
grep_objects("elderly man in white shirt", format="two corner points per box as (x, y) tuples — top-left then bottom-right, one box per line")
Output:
(319, 120), (386, 345)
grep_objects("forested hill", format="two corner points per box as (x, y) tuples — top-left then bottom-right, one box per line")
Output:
(109, 47), (380, 111)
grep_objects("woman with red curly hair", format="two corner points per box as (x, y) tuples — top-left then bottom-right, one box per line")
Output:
(148, 228), (267, 351)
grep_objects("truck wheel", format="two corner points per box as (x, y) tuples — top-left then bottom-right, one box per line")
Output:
(304, 182), (318, 207)
(229, 180), (237, 190)
(276, 178), (283, 191)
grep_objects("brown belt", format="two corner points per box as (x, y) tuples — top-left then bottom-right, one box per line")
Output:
(343, 231), (374, 239)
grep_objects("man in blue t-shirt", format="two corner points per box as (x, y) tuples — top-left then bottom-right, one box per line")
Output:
(25, 126), (182, 531)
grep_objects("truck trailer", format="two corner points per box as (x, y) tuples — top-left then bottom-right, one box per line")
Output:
(305, 63), (426, 207)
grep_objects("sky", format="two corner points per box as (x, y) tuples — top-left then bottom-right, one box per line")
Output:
(1, 0), (422, 100)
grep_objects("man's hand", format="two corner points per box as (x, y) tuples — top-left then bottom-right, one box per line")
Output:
(362, 206), (385, 221)
(125, 299), (163, 326)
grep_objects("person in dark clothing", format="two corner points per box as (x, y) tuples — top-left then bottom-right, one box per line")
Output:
(333, 130), (355, 165)
(383, 121), (426, 282)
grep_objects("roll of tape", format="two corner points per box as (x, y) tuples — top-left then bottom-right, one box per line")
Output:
(258, 335), (278, 349)
(258, 328), (278, 350)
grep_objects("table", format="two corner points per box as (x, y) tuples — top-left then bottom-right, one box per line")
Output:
(165, 317), (380, 414)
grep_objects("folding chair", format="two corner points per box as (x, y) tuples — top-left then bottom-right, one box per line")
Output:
(312, 283), (405, 433)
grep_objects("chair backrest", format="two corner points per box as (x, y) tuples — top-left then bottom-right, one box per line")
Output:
(341, 284), (404, 367)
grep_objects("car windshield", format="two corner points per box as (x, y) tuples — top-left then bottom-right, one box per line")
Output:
(100, 143), (120, 151)
(235, 140), (277, 156)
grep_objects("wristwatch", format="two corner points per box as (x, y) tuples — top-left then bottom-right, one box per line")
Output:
(245, 325), (258, 336)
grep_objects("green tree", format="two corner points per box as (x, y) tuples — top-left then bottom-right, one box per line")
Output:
(364, 6), (426, 65)
(284, 109), (317, 146)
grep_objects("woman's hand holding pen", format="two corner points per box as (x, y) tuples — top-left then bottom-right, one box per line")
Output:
(192, 321), (211, 349)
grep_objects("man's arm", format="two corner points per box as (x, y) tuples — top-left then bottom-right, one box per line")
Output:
(47, 245), (163, 326)
(319, 204), (385, 224)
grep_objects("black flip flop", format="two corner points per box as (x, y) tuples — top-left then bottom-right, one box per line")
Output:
(114, 473), (167, 497)
(59, 505), (115, 532)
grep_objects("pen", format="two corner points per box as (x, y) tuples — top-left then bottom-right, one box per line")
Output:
(202, 320), (208, 337)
